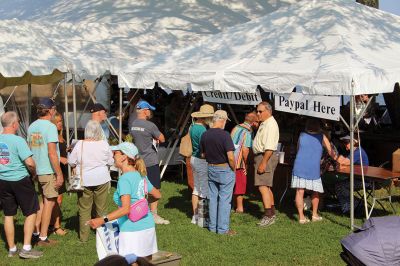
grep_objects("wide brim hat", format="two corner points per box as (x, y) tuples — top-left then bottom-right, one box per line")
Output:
(191, 104), (215, 118)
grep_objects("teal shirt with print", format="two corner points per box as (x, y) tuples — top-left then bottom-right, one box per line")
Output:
(190, 124), (207, 158)
(231, 123), (253, 169)
(231, 123), (253, 149)
(0, 134), (33, 181)
(113, 171), (155, 232)
(27, 119), (59, 175)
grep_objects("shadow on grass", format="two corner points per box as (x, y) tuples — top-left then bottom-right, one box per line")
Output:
(164, 187), (192, 218)
(0, 221), (24, 250)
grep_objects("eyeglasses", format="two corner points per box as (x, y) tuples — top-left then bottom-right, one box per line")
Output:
(256, 109), (266, 113)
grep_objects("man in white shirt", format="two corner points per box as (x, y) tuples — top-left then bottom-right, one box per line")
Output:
(253, 101), (279, 227)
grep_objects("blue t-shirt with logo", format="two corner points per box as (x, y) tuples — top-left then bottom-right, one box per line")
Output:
(113, 171), (155, 232)
(0, 134), (33, 181)
(27, 119), (59, 175)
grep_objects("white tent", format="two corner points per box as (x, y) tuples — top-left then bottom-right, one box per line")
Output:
(0, 0), (298, 80)
(119, 0), (400, 229)
(120, 0), (400, 96)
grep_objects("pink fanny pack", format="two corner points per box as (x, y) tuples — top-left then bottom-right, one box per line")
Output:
(128, 179), (149, 222)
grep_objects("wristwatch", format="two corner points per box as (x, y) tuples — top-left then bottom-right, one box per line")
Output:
(103, 215), (109, 223)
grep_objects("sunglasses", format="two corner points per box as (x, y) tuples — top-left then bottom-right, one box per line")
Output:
(256, 109), (266, 113)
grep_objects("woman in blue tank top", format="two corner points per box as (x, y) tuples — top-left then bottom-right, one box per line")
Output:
(291, 119), (338, 224)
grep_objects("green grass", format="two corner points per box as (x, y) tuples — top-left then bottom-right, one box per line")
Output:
(1, 179), (399, 266)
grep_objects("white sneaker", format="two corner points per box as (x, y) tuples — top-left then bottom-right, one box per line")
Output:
(153, 214), (170, 225)
(191, 215), (198, 224)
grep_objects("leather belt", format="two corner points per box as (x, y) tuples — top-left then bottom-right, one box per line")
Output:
(209, 163), (228, 167)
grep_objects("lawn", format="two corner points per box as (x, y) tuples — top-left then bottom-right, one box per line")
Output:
(1, 178), (399, 266)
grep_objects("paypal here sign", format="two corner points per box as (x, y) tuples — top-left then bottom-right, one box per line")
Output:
(275, 93), (340, 121)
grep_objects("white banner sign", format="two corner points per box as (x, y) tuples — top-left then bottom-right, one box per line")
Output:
(275, 93), (340, 121)
(202, 91), (262, 105)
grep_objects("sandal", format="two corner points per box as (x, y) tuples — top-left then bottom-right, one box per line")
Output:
(53, 228), (68, 236)
(312, 215), (323, 222)
(299, 218), (310, 224)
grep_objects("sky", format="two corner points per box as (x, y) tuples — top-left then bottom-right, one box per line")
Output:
(379, 0), (400, 16)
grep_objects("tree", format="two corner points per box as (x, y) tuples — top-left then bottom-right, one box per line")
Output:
(356, 0), (379, 8)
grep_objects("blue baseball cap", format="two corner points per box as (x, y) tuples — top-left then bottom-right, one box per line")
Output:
(136, 100), (156, 111)
(111, 142), (139, 159)
(38, 98), (55, 109)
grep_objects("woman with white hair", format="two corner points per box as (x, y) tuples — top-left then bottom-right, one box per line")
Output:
(68, 120), (114, 242)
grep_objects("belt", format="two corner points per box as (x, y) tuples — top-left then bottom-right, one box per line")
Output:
(209, 163), (228, 167)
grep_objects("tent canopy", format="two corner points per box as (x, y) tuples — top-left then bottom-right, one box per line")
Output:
(120, 0), (400, 95)
(0, 0), (297, 86)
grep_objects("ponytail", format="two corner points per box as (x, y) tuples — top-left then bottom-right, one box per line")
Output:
(127, 156), (147, 177)
(135, 158), (147, 177)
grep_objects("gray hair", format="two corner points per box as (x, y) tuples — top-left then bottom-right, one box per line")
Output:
(1, 111), (18, 127)
(212, 114), (226, 123)
(84, 120), (104, 141)
(259, 101), (272, 112)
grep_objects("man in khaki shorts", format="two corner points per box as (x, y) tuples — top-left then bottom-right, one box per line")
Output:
(28, 98), (63, 246)
(253, 102), (279, 227)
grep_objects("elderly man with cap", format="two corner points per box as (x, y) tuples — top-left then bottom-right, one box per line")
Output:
(27, 98), (63, 246)
(90, 103), (109, 140)
(130, 100), (169, 225)
(0, 111), (43, 258)
(335, 135), (369, 213)
(189, 104), (214, 226)
(200, 110), (236, 235)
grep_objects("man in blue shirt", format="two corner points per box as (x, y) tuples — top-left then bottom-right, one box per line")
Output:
(0, 111), (43, 259)
(28, 98), (63, 246)
(336, 135), (369, 213)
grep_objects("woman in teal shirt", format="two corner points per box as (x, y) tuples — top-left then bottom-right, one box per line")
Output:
(87, 142), (161, 259)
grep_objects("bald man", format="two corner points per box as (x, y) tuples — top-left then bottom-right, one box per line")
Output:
(230, 111), (258, 213)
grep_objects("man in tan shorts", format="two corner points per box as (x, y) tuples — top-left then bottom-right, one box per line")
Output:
(253, 102), (279, 227)
(28, 98), (63, 246)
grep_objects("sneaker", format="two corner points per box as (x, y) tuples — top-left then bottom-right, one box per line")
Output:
(19, 248), (43, 259)
(8, 248), (19, 258)
(312, 215), (323, 222)
(153, 214), (170, 225)
(37, 238), (58, 247)
(191, 215), (198, 224)
(258, 216), (275, 227)
(220, 229), (237, 236)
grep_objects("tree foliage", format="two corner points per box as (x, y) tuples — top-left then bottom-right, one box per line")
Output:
(356, 0), (379, 8)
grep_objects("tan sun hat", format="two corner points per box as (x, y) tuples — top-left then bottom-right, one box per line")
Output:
(191, 104), (215, 118)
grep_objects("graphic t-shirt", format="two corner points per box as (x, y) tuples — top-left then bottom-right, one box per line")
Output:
(113, 171), (155, 232)
(0, 134), (32, 181)
(130, 119), (162, 167)
(28, 119), (59, 175)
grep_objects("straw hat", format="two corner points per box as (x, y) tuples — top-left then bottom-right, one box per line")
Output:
(191, 104), (215, 118)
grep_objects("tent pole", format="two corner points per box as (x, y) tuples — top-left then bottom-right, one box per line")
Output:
(64, 74), (71, 181)
(350, 94), (355, 230)
(119, 88), (123, 144)
(227, 104), (239, 124)
(72, 73), (78, 139)
(159, 94), (192, 166)
(69, 76), (103, 140)
(160, 98), (198, 179)
(28, 84), (32, 125)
